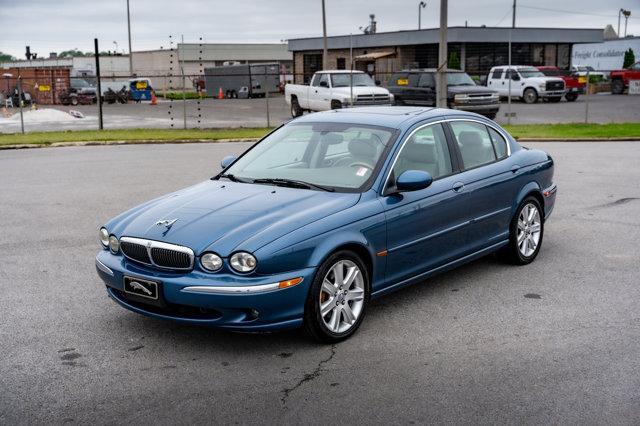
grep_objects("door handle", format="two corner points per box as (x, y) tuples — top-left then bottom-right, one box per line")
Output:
(510, 164), (521, 173)
(452, 182), (465, 192)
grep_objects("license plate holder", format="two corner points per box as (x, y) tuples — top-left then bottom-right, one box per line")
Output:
(123, 276), (164, 306)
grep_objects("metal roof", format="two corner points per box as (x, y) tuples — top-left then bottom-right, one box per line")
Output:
(288, 26), (604, 51)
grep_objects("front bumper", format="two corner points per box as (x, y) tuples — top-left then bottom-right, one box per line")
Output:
(539, 90), (566, 98)
(451, 102), (500, 114)
(95, 250), (316, 331)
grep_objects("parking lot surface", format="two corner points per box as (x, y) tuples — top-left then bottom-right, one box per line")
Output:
(1, 141), (639, 424)
(0, 93), (638, 133)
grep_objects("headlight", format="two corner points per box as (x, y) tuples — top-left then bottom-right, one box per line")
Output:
(99, 227), (109, 248)
(454, 94), (465, 100)
(201, 253), (223, 271)
(230, 252), (257, 273)
(108, 235), (120, 254)
(539, 83), (546, 90)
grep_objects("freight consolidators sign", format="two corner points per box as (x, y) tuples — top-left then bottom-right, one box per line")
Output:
(571, 38), (640, 70)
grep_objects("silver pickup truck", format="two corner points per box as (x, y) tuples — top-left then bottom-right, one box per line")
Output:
(285, 70), (393, 117)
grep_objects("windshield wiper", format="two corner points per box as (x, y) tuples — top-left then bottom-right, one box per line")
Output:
(252, 178), (335, 192)
(215, 173), (249, 183)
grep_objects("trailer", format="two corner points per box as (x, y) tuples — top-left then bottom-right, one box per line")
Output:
(204, 63), (280, 98)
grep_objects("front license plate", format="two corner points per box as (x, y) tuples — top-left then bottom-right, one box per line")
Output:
(123, 276), (159, 300)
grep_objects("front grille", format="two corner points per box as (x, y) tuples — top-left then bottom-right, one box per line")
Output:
(120, 237), (194, 271)
(121, 241), (151, 264)
(354, 93), (391, 105)
(546, 81), (565, 91)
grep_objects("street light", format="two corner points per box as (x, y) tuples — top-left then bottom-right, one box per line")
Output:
(418, 1), (427, 30)
(618, 9), (631, 38)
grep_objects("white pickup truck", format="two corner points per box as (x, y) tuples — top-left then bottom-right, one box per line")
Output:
(285, 70), (393, 117)
(487, 65), (566, 104)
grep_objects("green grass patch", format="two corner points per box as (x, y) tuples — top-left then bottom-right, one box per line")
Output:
(160, 91), (209, 100)
(0, 128), (271, 146)
(503, 123), (640, 139)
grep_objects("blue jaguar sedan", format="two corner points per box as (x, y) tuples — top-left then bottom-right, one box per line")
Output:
(96, 107), (556, 342)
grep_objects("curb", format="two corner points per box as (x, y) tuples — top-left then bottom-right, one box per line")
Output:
(0, 138), (261, 151)
(516, 137), (640, 142)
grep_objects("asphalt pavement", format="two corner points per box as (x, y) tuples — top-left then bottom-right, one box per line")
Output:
(1, 93), (638, 133)
(0, 141), (639, 424)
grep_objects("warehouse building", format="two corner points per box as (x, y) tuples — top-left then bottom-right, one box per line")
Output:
(287, 26), (604, 83)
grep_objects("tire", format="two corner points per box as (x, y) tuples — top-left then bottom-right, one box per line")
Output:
(290, 97), (303, 118)
(303, 250), (370, 343)
(330, 100), (342, 110)
(565, 92), (578, 102)
(522, 88), (538, 104)
(611, 78), (624, 95)
(548, 96), (562, 103)
(500, 196), (544, 265)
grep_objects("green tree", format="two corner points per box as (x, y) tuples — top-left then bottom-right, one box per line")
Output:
(0, 51), (16, 61)
(58, 49), (91, 58)
(623, 48), (635, 68)
(448, 51), (461, 70)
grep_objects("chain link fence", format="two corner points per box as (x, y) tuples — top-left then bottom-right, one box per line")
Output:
(1, 67), (638, 134)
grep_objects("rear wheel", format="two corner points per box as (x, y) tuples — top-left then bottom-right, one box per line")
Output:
(565, 92), (578, 102)
(522, 88), (538, 104)
(611, 78), (624, 95)
(303, 251), (369, 343)
(499, 196), (544, 265)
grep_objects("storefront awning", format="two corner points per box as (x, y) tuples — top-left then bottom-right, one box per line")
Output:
(354, 51), (396, 61)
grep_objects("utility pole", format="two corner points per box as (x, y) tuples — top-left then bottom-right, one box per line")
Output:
(512, 0), (516, 28)
(322, 0), (328, 70)
(623, 10), (631, 37)
(436, 0), (447, 108)
(349, 33), (353, 106)
(127, 0), (133, 75)
(418, 1), (426, 30)
(94, 38), (104, 130)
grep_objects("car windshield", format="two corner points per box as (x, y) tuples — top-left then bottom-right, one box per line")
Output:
(518, 68), (545, 78)
(222, 122), (395, 191)
(71, 78), (90, 87)
(331, 73), (376, 87)
(446, 72), (476, 86)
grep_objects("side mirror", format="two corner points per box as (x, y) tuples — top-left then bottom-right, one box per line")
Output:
(220, 155), (237, 170)
(319, 80), (329, 88)
(395, 170), (433, 192)
(375, 80), (381, 86)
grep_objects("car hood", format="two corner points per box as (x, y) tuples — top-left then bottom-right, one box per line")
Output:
(110, 180), (360, 256)
(332, 86), (390, 96)
(447, 85), (497, 95)
(527, 77), (565, 84)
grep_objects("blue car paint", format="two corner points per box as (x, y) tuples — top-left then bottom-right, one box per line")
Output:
(96, 107), (556, 330)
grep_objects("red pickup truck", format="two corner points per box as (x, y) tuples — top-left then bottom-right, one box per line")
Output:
(610, 62), (640, 94)
(536, 66), (585, 102)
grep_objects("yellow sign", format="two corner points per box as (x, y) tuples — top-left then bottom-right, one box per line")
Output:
(38, 85), (51, 92)
(397, 78), (409, 86)
(135, 81), (148, 89)
(578, 76), (587, 84)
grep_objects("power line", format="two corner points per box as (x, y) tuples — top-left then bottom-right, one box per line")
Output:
(519, 4), (638, 20)
(494, 8), (513, 27)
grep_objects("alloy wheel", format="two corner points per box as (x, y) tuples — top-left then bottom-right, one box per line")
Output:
(517, 203), (542, 257)
(319, 260), (365, 333)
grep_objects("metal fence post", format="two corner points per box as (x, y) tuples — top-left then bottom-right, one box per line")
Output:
(265, 67), (270, 127)
(584, 70), (590, 124)
(17, 76), (24, 133)
(94, 38), (104, 130)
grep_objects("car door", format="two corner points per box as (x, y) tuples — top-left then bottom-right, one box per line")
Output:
(381, 121), (469, 289)
(311, 73), (331, 110)
(414, 73), (436, 106)
(446, 119), (518, 253)
(488, 68), (504, 95)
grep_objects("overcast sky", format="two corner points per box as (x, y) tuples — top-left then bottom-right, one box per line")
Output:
(1, 0), (638, 58)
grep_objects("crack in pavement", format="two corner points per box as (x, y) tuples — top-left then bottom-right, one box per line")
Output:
(280, 344), (336, 406)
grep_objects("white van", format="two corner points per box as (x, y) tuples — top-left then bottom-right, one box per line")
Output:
(487, 66), (566, 104)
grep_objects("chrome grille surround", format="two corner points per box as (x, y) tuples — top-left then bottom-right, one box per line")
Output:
(120, 236), (195, 271)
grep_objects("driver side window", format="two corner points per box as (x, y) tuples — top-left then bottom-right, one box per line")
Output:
(393, 123), (452, 180)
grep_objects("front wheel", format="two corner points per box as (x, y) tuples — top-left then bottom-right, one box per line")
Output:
(565, 92), (578, 102)
(522, 88), (538, 104)
(500, 196), (544, 265)
(303, 251), (369, 343)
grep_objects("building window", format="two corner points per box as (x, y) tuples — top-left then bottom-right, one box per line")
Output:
(557, 44), (570, 69)
(336, 58), (346, 70)
(303, 53), (323, 84)
(544, 44), (557, 66)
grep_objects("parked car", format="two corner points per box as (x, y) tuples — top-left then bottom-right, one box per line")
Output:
(59, 89), (95, 106)
(96, 107), (556, 342)
(536, 66), (585, 102)
(487, 66), (566, 104)
(285, 70), (393, 117)
(387, 69), (500, 119)
(610, 61), (640, 94)
(70, 77), (98, 101)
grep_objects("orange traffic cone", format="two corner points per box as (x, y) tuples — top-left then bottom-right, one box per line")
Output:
(218, 87), (224, 99)
(150, 91), (158, 105)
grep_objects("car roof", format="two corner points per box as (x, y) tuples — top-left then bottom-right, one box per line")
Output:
(397, 69), (465, 73)
(289, 107), (454, 129)
(316, 70), (364, 74)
